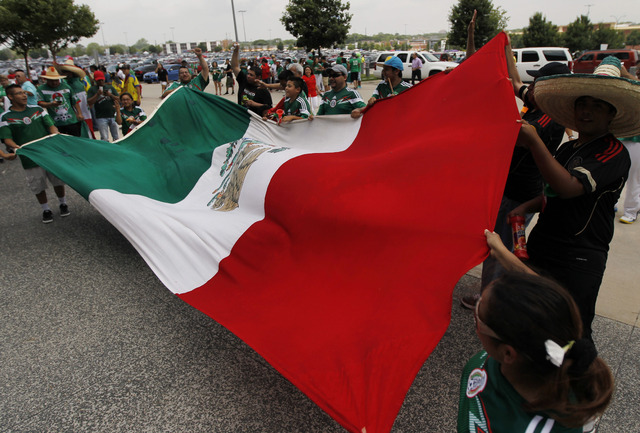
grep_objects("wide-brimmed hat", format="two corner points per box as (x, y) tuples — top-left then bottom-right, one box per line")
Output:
(377, 56), (404, 71)
(534, 56), (640, 137)
(42, 66), (66, 80)
(57, 58), (86, 79)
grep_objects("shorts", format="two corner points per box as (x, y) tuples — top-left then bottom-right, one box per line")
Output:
(350, 71), (359, 82)
(161, 81), (167, 86)
(24, 166), (65, 194)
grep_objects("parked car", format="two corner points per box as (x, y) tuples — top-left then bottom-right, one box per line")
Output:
(143, 64), (181, 83)
(371, 51), (457, 80)
(512, 47), (573, 82)
(134, 64), (158, 81)
(572, 49), (639, 74)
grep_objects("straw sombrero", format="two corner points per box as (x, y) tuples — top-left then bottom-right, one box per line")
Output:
(534, 56), (640, 137)
(42, 66), (66, 80)
(56, 58), (87, 79)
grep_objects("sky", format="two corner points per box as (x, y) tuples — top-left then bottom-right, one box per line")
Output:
(78, 0), (639, 47)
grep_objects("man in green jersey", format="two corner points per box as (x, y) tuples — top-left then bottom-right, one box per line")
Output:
(351, 56), (412, 119)
(36, 66), (84, 137)
(161, 48), (210, 99)
(316, 65), (365, 118)
(0, 85), (67, 223)
(347, 52), (362, 89)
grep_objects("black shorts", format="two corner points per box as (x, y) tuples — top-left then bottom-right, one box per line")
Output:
(350, 71), (359, 81)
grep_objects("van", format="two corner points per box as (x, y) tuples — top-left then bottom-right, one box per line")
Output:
(572, 49), (639, 74)
(512, 47), (573, 82)
(371, 51), (458, 80)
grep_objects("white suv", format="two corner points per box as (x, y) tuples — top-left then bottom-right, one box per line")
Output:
(512, 47), (572, 82)
(371, 51), (458, 80)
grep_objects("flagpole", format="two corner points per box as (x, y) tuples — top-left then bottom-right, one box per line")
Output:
(230, 0), (240, 42)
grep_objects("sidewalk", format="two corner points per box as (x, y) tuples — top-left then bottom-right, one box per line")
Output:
(0, 79), (636, 432)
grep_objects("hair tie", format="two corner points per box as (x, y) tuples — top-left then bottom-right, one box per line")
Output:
(545, 339), (575, 367)
(567, 338), (598, 375)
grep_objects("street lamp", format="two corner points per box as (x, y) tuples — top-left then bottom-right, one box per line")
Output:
(99, 21), (107, 47)
(123, 31), (128, 53)
(170, 26), (175, 42)
(238, 10), (247, 42)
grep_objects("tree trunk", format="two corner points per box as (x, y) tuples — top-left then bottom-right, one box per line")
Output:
(23, 52), (31, 80)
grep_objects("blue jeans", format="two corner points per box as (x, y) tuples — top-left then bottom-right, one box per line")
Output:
(480, 195), (534, 289)
(95, 117), (119, 142)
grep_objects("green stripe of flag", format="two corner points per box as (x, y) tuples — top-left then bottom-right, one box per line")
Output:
(17, 88), (251, 203)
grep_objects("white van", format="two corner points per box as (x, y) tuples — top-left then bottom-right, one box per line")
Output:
(512, 47), (572, 82)
(371, 51), (458, 80)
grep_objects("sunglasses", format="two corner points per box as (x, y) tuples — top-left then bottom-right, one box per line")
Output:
(326, 71), (342, 78)
(474, 296), (502, 341)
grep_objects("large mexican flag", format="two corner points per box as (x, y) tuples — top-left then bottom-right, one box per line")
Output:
(18, 33), (520, 433)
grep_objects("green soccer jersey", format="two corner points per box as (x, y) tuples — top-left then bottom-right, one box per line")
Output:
(283, 94), (311, 119)
(165, 73), (209, 93)
(458, 351), (581, 433)
(372, 80), (413, 99)
(120, 106), (147, 135)
(0, 105), (55, 169)
(87, 84), (119, 119)
(348, 57), (361, 73)
(36, 81), (79, 126)
(317, 86), (366, 115)
(211, 69), (223, 82)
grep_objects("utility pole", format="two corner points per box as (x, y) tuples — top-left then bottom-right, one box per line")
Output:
(230, 0), (239, 42)
(238, 10), (248, 42)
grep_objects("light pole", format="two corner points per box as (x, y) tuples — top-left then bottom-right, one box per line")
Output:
(123, 32), (128, 53)
(230, 0), (239, 42)
(238, 10), (247, 42)
(99, 22), (107, 47)
(170, 26), (175, 42)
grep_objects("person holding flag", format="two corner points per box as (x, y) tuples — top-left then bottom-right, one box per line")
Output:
(0, 84), (67, 223)
(161, 48), (210, 99)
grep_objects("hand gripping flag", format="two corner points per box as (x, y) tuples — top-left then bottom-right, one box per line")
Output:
(18, 33), (520, 432)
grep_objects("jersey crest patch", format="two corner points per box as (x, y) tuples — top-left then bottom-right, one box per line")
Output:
(466, 368), (487, 398)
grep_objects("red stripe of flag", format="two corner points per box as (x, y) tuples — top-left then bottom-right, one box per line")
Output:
(179, 33), (520, 433)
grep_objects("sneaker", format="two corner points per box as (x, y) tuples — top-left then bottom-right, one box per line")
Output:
(59, 203), (70, 217)
(42, 210), (54, 224)
(460, 293), (481, 310)
(619, 215), (636, 224)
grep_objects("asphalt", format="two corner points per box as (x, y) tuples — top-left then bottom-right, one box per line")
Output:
(0, 78), (638, 432)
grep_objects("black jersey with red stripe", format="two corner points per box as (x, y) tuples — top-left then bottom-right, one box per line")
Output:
(503, 109), (566, 203)
(531, 133), (630, 253)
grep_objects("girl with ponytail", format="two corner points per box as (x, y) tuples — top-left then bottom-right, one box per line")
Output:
(458, 271), (613, 432)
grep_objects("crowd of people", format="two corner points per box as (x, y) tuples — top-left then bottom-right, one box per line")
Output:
(1, 10), (640, 432)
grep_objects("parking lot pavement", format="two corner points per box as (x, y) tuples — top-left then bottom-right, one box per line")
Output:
(0, 78), (636, 432)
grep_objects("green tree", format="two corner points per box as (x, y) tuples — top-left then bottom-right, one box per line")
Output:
(281, 0), (352, 50)
(593, 24), (625, 49)
(522, 12), (558, 47)
(448, 0), (508, 48)
(109, 44), (126, 54)
(0, 48), (16, 60)
(86, 42), (101, 56)
(626, 30), (640, 46)
(508, 32), (524, 48)
(0, 0), (48, 73)
(562, 15), (594, 53)
(133, 38), (149, 51)
(37, 0), (99, 59)
(214, 45), (223, 53)
(71, 43), (86, 57)
(277, 41), (284, 50)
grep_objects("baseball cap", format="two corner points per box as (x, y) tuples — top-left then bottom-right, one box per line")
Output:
(93, 70), (105, 81)
(330, 64), (348, 76)
(381, 56), (404, 71)
(527, 62), (571, 78)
